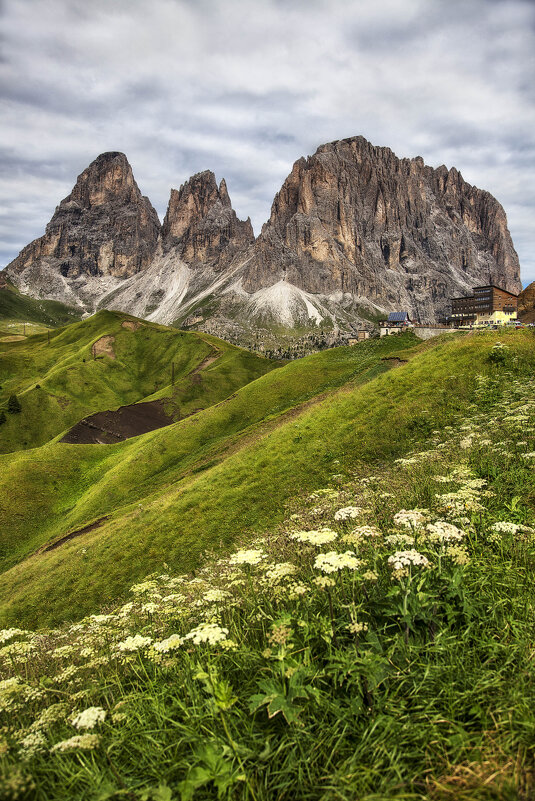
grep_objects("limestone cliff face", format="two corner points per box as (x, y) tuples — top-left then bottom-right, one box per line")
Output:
(1, 138), (523, 331)
(6, 152), (160, 281)
(161, 171), (253, 269)
(518, 282), (535, 322)
(242, 137), (521, 319)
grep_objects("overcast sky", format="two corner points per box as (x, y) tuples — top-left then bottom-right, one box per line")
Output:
(1, 0), (534, 284)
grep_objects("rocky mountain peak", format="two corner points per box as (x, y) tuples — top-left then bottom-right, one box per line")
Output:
(243, 135), (521, 321)
(4, 152), (161, 292)
(66, 151), (138, 209)
(162, 170), (253, 268)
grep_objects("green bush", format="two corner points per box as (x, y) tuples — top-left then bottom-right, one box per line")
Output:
(7, 394), (21, 414)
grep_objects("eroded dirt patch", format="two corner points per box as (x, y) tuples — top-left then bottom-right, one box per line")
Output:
(39, 517), (110, 553)
(60, 399), (174, 444)
(381, 356), (408, 367)
(92, 335), (116, 359)
(121, 320), (141, 331)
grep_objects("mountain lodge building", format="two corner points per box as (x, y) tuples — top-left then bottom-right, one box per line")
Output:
(450, 285), (518, 327)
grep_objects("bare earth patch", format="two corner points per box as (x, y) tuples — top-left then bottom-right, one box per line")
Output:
(60, 400), (174, 444)
(121, 320), (141, 331)
(92, 335), (116, 359)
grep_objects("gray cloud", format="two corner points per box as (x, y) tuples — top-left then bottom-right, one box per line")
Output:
(1, 0), (534, 283)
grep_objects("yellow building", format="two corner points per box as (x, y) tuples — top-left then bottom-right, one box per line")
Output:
(475, 309), (517, 326)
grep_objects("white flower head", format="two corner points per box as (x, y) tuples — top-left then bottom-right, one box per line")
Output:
(314, 551), (362, 573)
(388, 550), (430, 572)
(116, 635), (153, 653)
(71, 707), (106, 730)
(393, 509), (429, 530)
(289, 528), (337, 546)
(229, 549), (266, 566)
(183, 623), (229, 645)
(334, 506), (364, 521)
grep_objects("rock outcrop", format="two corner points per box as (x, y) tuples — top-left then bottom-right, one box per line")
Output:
(4, 152), (161, 310)
(162, 171), (253, 269)
(241, 136), (521, 321)
(518, 282), (535, 323)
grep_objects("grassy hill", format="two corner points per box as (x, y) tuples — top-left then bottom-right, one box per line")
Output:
(0, 277), (82, 329)
(2, 328), (534, 630)
(0, 310), (277, 453)
(1, 329), (534, 800)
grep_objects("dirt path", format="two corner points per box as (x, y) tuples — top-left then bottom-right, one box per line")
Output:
(39, 517), (109, 553)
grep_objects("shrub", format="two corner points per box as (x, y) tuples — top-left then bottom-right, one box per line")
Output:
(0, 410), (5, 425)
(7, 394), (21, 414)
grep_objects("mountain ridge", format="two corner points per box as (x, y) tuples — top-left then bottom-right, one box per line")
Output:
(3, 137), (522, 342)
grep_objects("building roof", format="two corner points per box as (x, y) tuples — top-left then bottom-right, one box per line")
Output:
(387, 312), (410, 323)
(472, 285), (519, 297)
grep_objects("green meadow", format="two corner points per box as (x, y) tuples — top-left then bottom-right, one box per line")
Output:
(0, 328), (534, 800)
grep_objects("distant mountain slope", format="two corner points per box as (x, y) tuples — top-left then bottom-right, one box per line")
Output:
(0, 274), (81, 328)
(3, 138), (522, 343)
(0, 310), (276, 453)
(518, 281), (535, 323)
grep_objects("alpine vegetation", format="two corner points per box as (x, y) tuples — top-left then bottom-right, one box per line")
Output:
(1, 338), (534, 800)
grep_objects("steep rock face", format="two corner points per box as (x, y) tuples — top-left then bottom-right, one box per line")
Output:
(518, 282), (535, 322)
(161, 171), (254, 269)
(6, 153), (161, 285)
(96, 171), (253, 323)
(242, 137), (521, 319)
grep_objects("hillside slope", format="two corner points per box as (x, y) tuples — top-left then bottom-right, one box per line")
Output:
(0, 275), (81, 329)
(2, 329), (533, 627)
(0, 310), (276, 453)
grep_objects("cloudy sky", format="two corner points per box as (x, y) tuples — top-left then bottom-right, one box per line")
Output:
(1, 0), (534, 284)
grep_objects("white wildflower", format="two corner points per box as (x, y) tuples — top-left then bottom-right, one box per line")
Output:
(314, 551), (362, 573)
(71, 707), (106, 730)
(153, 634), (183, 653)
(393, 509), (429, 530)
(334, 506), (364, 521)
(388, 550), (430, 571)
(183, 623), (229, 645)
(229, 549), (266, 565)
(51, 734), (100, 753)
(347, 621), (368, 634)
(289, 528), (337, 546)
(426, 521), (466, 543)
(0, 629), (30, 645)
(116, 635), (153, 652)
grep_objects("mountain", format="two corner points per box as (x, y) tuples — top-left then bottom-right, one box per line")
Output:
(239, 137), (521, 322)
(4, 152), (161, 312)
(2, 138), (522, 342)
(518, 281), (535, 323)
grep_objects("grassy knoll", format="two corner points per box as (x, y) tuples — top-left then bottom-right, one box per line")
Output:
(0, 345), (534, 800)
(0, 310), (276, 453)
(1, 329), (534, 629)
(0, 280), (81, 328)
